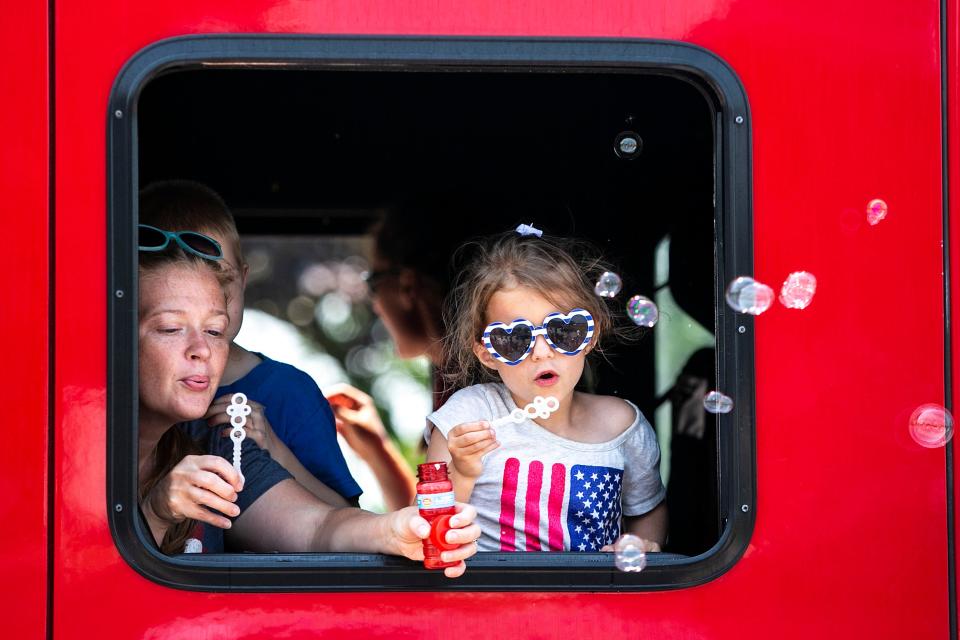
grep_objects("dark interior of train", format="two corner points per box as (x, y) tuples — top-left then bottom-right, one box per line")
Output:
(137, 67), (721, 556)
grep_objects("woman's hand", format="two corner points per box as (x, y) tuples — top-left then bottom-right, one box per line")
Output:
(143, 454), (244, 531)
(324, 383), (391, 460)
(446, 421), (499, 479)
(206, 394), (277, 455)
(386, 503), (481, 578)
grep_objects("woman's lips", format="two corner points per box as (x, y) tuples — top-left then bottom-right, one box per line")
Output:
(180, 375), (210, 391)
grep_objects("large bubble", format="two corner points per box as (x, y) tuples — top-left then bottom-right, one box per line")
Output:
(626, 295), (659, 327)
(595, 271), (623, 298)
(704, 391), (733, 414)
(725, 277), (774, 315)
(909, 404), (954, 448)
(867, 199), (888, 226)
(613, 534), (647, 573)
(779, 271), (817, 309)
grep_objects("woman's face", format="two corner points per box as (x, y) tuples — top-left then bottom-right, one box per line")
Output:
(138, 263), (230, 427)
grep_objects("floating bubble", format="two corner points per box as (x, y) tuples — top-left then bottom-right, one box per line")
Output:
(867, 199), (888, 226)
(779, 271), (817, 309)
(594, 271), (623, 298)
(613, 534), (647, 573)
(704, 391), (734, 414)
(909, 404), (954, 448)
(725, 277), (774, 315)
(626, 295), (659, 327)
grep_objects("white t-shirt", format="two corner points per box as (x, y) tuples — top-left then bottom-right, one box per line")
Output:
(426, 382), (665, 552)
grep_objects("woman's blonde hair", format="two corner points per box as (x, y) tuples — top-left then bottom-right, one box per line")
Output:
(442, 230), (625, 389)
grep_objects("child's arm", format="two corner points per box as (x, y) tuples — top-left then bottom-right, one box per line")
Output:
(426, 421), (499, 503)
(206, 395), (350, 507)
(622, 501), (668, 551)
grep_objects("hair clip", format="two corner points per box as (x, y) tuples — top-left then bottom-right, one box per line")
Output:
(515, 223), (543, 238)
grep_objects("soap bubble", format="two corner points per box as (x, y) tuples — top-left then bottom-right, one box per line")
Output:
(613, 534), (647, 573)
(595, 271), (623, 298)
(626, 295), (659, 327)
(909, 404), (954, 448)
(725, 277), (774, 315)
(867, 199), (888, 226)
(779, 271), (817, 309)
(704, 391), (734, 414)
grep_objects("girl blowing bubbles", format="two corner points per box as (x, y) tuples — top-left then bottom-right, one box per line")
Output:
(425, 230), (667, 553)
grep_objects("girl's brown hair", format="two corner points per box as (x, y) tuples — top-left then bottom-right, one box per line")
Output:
(442, 230), (628, 389)
(138, 246), (228, 554)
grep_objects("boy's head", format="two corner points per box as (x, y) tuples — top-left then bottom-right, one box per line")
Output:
(139, 180), (248, 341)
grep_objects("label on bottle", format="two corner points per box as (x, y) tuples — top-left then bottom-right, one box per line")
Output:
(416, 491), (455, 510)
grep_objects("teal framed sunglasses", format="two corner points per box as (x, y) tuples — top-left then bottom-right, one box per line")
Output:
(138, 224), (223, 261)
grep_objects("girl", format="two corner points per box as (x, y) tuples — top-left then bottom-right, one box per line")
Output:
(425, 229), (667, 553)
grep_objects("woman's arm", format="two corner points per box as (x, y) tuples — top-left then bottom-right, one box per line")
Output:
(228, 478), (481, 577)
(140, 454), (243, 546)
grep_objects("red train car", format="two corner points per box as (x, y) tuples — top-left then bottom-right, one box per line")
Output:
(3, 0), (959, 637)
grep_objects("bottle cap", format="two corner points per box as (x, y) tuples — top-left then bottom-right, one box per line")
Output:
(429, 514), (458, 551)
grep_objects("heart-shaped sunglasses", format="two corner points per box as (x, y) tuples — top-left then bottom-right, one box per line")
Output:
(481, 309), (594, 365)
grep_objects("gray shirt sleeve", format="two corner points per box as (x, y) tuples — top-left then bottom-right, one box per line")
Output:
(620, 414), (667, 516)
(424, 384), (499, 444)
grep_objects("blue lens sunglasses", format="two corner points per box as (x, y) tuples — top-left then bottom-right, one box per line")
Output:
(138, 224), (223, 261)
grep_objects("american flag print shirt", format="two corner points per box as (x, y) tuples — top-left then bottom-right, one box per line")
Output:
(426, 383), (666, 552)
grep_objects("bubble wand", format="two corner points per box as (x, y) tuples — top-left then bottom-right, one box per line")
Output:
(490, 395), (560, 427)
(225, 392), (251, 481)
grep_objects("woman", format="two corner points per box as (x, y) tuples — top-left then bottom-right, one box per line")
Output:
(136, 234), (479, 576)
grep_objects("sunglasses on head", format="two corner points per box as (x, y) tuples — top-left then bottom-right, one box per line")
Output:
(481, 309), (595, 365)
(138, 224), (223, 261)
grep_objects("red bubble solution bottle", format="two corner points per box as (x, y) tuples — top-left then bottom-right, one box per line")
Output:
(416, 461), (459, 570)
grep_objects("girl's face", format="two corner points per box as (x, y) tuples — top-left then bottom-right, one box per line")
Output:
(473, 285), (591, 407)
(138, 263), (230, 427)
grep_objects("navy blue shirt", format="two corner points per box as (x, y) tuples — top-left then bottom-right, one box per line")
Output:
(217, 353), (362, 501)
(179, 419), (292, 553)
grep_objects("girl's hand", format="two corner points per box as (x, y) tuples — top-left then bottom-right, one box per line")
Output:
(324, 383), (391, 461)
(446, 421), (499, 479)
(143, 454), (243, 530)
(206, 394), (277, 455)
(599, 538), (661, 553)
(386, 503), (481, 578)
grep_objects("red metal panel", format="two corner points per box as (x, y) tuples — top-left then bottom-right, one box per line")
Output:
(951, 0), (960, 622)
(54, 1), (946, 637)
(0, 1), (49, 636)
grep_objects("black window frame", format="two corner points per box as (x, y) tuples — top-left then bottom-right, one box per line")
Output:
(107, 34), (755, 592)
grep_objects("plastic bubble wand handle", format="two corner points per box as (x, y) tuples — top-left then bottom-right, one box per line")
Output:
(225, 393), (252, 480)
(490, 396), (560, 427)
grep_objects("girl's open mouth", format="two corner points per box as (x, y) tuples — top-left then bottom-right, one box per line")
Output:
(534, 370), (558, 387)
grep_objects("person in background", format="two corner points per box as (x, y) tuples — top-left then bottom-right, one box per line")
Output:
(326, 199), (510, 510)
(140, 180), (359, 507)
